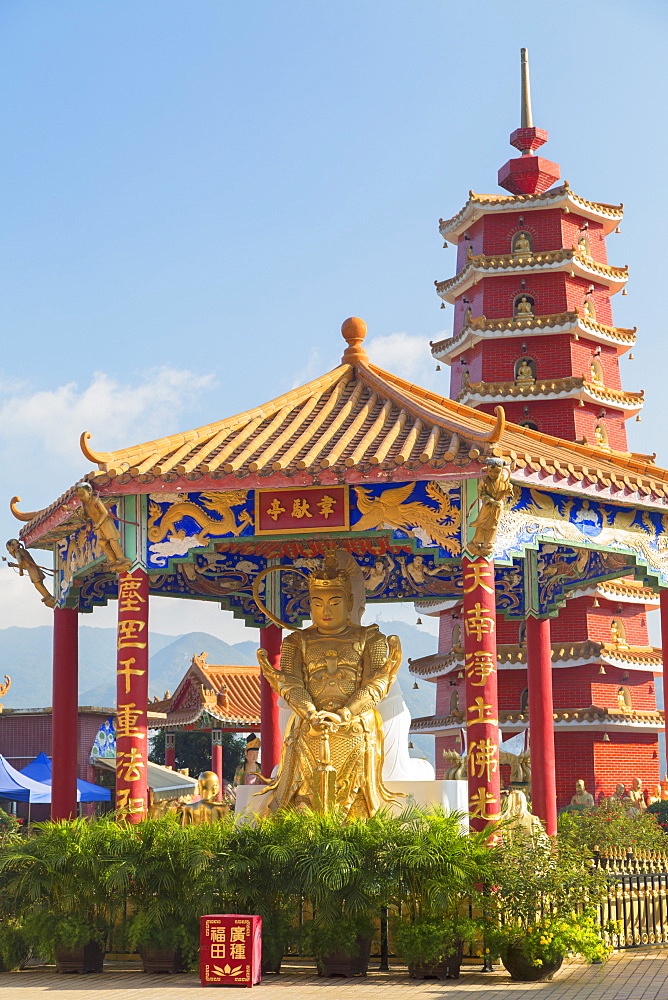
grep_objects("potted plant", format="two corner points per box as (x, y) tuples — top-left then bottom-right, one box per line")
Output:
(121, 816), (214, 973)
(485, 838), (613, 981)
(200, 809), (300, 974)
(387, 806), (492, 979)
(0, 818), (116, 973)
(294, 810), (389, 977)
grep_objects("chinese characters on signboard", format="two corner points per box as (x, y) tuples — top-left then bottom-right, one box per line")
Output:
(256, 486), (349, 535)
(200, 914), (262, 987)
(462, 556), (501, 831)
(115, 570), (149, 821)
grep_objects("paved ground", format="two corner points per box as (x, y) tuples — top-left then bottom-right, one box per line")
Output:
(1, 949), (666, 999)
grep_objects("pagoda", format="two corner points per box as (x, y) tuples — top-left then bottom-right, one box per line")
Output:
(415, 50), (661, 805)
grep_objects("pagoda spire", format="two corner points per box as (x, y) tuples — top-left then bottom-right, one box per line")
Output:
(498, 48), (560, 196)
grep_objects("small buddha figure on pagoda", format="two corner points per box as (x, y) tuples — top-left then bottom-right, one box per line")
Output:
(515, 358), (535, 384)
(512, 231), (532, 255)
(514, 295), (534, 318)
(589, 358), (604, 385)
(255, 556), (402, 818)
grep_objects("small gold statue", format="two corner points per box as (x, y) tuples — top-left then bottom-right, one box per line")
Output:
(0, 674), (11, 712)
(75, 483), (131, 573)
(178, 771), (231, 825)
(5, 539), (56, 607)
(515, 358), (535, 384)
(502, 789), (546, 844)
(469, 459), (513, 557)
(512, 232), (531, 254)
(514, 296), (533, 317)
(256, 556), (402, 818)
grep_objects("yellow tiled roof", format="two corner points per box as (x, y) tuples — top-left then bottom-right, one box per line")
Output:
(13, 319), (668, 542)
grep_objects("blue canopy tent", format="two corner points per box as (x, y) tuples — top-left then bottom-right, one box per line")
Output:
(20, 752), (111, 803)
(0, 754), (51, 803)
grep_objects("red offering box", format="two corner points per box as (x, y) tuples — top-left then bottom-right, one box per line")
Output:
(200, 914), (262, 987)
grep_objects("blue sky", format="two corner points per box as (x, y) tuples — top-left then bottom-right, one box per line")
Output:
(0, 0), (666, 639)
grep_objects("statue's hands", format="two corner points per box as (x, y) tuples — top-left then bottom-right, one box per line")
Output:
(308, 710), (342, 731)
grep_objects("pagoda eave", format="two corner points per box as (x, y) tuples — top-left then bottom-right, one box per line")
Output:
(436, 252), (628, 303)
(439, 184), (623, 243)
(411, 708), (665, 737)
(431, 313), (636, 364)
(458, 379), (644, 416)
(408, 642), (663, 680)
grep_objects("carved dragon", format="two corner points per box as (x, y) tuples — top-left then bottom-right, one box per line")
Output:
(148, 491), (253, 542)
(354, 481), (461, 554)
(0, 674), (11, 712)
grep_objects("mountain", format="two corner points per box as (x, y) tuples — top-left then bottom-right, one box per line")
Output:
(0, 619), (438, 764)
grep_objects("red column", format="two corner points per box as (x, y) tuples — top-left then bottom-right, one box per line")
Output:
(165, 732), (176, 769)
(462, 556), (501, 833)
(526, 615), (557, 836)
(660, 591), (668, 778)
(116, 569), (149, 823)
(51, 607), (79, 821)
(211, 730), (224, 801)
(260, 625), (282, 779)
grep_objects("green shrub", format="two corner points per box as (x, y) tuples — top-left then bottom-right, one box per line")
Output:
(647, 800), (668, 835)
(558, 797), (668, 853)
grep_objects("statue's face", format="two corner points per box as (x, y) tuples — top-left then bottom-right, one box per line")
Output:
(246, 749), (259, 764)
(310, 587), (350, 633)
(575, 780), (585, 793)
(199, 772), (219, 800)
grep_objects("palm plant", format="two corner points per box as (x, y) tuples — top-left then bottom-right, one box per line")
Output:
(121, 815), (216, 969)
(200, 811), (301, 973)
(382, 806), (493, 970)
(0, 818), (116, 959)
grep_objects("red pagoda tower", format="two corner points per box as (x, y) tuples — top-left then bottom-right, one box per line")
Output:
(414, 50), (662, 806)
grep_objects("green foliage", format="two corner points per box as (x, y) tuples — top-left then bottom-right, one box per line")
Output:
(0, 808), (21, 841)
(647, 800), (668, 834)
(0, 920), (30, 972)
(394, 915), (478, 966)
(484, 838), (612, 967)
(300, 914), (374, 962)
(149, 729), (245, 783)
(558, 797), (668, 853)
(485, 913), (614, 967)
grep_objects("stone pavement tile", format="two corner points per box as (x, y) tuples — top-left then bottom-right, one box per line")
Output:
(0, 950), (667, 1000)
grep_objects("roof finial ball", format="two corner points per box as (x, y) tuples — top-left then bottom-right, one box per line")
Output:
(341, 316), (368, 365)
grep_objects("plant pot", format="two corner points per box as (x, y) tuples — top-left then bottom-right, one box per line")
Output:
(318, 936), (371, 977)
(502, 944), (563, 982)
(408, 941), (464, 980)
(139, 946), (187, 974)
(261, 949), (284, 974)
(55, 941), (104, 974)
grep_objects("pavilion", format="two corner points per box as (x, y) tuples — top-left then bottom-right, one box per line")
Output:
(9, 313), (668, 835)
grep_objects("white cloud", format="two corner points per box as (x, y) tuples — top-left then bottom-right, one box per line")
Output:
(365, 331), (447, 393)
(0, 366), (215, 477)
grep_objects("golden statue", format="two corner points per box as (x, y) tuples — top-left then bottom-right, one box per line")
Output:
(0, 674), (11, 712)
(514, 296), (533, 317)
(179, 771), (231, 825)
(590, 358), (604, 385)
(513, 232), (531, 254)
(469, 459), (513, 557)
(255, 556), (402, 818)
(75, 484), (131, 573)
(515, 358), (535, 384)
(5, 539), (55, 607)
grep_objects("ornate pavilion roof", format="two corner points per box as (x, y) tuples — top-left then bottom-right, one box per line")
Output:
(148, 653), (260, 730)
(439, 181), (624, 242)
(13, 318), (668, 548)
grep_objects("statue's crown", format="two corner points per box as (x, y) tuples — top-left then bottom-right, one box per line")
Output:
(308, 555), (351, 595)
